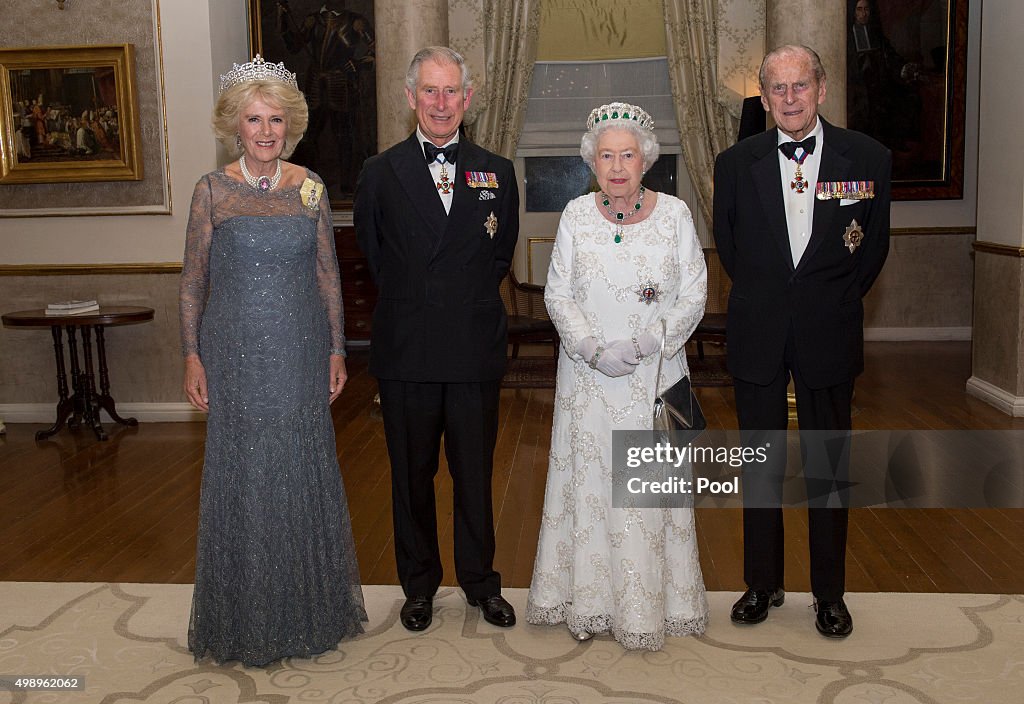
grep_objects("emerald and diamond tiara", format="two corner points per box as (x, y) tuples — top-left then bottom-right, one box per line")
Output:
(586, 102), (655, 132)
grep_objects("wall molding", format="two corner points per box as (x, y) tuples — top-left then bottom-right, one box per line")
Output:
(0, 263), (182, 276)
(972, 241), (1024, 257)
(891, 226), (976, 236)
(0, 402), (205, 424)
(864, 326), (972, 342)
(966, 377), (1024, 417)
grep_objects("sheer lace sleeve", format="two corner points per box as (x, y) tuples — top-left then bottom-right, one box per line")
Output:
(179, 175), (214, 358)
(312, 174), (346, 355)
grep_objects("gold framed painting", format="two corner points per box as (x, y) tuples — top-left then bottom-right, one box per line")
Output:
(0, 44), (143, 185)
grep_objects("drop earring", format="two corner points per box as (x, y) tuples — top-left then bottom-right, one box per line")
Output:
(235, 134), (242, 148)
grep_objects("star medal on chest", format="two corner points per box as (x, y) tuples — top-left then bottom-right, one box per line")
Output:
(485, 211), (497, 239)
(602, 186), (645, 243)
(844, 219), (865, 253)
(637, 280), (661, 305)
(436, 162), (453, 194)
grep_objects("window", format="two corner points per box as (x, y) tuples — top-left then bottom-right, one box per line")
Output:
(515, 57), (710, 285)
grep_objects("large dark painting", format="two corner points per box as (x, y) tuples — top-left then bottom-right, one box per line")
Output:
(846, 0), (968, 200)
(248, 0), (376, 209)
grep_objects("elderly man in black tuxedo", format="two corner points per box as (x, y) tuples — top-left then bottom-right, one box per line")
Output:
(713, 45), (890, 638)
(354, 46), (519, 632)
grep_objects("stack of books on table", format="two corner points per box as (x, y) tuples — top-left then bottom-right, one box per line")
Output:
(45, 299), (100, 316)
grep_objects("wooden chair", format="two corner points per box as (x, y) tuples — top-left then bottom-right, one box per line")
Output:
(687, 248), (733, 388)
(500, 270), (559, 358)
(694, 247), (730, 360)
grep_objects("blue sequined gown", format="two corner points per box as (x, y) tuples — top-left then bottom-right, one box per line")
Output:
(179, 169), (366, 666)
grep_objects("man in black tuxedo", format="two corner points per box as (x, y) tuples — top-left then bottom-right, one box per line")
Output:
(713, 45), (890, 637)
(354, 46), (519, 631)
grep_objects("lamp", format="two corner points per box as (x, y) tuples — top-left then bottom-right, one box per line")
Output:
(737, 95), (766, 141)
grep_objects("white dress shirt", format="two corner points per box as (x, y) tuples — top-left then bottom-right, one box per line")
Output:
(777, 118), (823, 267)
(417, 126), (458, 215)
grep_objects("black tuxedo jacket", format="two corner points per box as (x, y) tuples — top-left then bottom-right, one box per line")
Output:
(713, 119), (891, 389)
(354, 134), (519, 382)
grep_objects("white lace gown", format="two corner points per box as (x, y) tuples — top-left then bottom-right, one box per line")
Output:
(526, 193), (709, 651)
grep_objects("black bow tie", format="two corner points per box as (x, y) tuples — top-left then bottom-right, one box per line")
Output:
(779, 136), (816, 160)
(424, 142), (458, 164)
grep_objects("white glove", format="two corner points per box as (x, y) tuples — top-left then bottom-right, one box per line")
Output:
(635, 331), (660, 359)
(597, 339), (640, 377)
(577, 337), (639, 377)
(608, 334), (659, 362)
(577, 336), (599, 362)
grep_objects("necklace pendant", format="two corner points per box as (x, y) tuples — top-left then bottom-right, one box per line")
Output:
(239, 154), (282, 192)
(601, 185), (646, 243)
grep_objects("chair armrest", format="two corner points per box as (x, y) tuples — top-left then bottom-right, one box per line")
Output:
(516, 280), (545, 295)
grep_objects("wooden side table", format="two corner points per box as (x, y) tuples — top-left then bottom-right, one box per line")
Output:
(2, 306), (155, 441)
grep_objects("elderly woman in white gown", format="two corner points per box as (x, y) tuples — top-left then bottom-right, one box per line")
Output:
(526, 102), (709, 650)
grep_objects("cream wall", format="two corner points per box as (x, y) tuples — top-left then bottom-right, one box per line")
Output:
(975, 0), (1024, 248)
(966, 0), (1024, 414)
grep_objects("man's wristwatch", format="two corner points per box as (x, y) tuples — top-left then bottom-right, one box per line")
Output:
(588, 345), (605, 369)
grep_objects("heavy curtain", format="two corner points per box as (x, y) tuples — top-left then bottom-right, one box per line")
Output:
(664, 0), (739, 227)
(468, 0), (541, 158)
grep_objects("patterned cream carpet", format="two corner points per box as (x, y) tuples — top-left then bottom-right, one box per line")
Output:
(1, 583), (1019, 703)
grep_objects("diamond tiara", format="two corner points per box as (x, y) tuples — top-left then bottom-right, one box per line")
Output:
(586, 102), (654, 132)
(218, 54), (298, 94)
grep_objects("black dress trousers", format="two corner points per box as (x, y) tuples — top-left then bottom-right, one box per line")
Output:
(377, 378), (502, 600)
(733, 325), (853, 601)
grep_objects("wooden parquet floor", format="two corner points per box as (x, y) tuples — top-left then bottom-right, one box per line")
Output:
(1, 341), (1022, 592)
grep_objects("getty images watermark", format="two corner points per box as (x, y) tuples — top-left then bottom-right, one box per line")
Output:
(612, 429), (1024, 509)
(621, 440), (767, 500)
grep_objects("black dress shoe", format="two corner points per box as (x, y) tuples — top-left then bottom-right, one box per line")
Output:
(814, 598), (853, 638)
(730, 588), (785, 624)
(467, 594), (516, 627)
(400, 595), (433, 631)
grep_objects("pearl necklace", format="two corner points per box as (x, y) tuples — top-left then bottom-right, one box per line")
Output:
(601, 186), (646, 243)
(239, 154), (282, 192)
